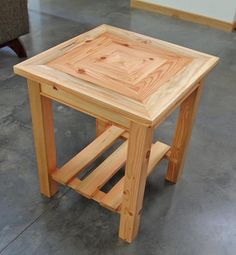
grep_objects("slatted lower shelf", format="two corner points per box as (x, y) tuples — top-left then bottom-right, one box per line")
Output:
(51, 125), (170, 213)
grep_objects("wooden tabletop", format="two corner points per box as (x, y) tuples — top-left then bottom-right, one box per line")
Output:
(14, 25), (219, 126)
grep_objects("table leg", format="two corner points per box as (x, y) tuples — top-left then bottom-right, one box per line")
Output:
(119, 122), (153, 243)
(166, 82), (203, 183)
(96, 119), (110, 137)
(28, 80), (58, 197)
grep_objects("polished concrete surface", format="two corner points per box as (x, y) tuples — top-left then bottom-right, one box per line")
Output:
(0, 1), (236, 254)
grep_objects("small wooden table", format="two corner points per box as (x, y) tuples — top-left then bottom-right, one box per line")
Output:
(14, 25), (218, 243)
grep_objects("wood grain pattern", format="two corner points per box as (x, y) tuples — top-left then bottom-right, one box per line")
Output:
(166, 83), (203, 183)
(40, 83), (131, 129)
(100, 141), (170, 212)
(27, 80), (58, 197)
(119, 123), (153, 243)
(52, 126), (125, 184)
(75, 141), (128, 198)
(96, 119), (110, 137)
(68, 178), (106, 203)
(12, 25), (219, 244)
(47, 32), (192, 102)
(14, 25), (219, 127)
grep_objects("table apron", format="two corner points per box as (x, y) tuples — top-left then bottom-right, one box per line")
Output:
(40, 83), (131, 130)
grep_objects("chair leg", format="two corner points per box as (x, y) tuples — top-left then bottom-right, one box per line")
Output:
(9, 38), (27, 58)
(0, 38), (27, 58)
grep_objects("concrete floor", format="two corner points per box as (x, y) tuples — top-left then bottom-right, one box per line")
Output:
(0, 0), (236, 254)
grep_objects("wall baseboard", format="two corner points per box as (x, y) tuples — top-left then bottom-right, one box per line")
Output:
(131, 0), (236, 32)
(233, 22), (236, 30)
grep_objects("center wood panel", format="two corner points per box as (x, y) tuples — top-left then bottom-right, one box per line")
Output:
(47, 32), (193, 102)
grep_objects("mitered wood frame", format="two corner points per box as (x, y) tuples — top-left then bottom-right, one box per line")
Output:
(14, 25), (219, 127)
(46, 32), (192, 102)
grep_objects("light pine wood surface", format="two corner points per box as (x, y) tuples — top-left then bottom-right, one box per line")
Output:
(27, 80), (58, 197)
(166, 82), (203, 183)
(96, 119), (110, 137)
(74, 141), (128, 199)
(14, 25), (219, 127)
(47, 32), (192, 102)
(119, 123), (153, 242)
(13, 25), (219, 244)
(100, 140), (170, 212)
(52, 126), (125, 184)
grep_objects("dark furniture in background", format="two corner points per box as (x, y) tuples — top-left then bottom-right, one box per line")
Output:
(0, 0), (29, 58)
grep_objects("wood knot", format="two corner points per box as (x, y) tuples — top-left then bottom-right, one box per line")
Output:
(100, 56), (106, 60)
(123, 189), (130, 197)
(53, 86), (58, 91)
(149, 57), (154, 60)
(146, 150), (151, 159)
(77, 68), (85, 74)
(85, 39), (92, 43)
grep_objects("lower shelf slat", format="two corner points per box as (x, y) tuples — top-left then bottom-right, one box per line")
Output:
(68, 178), (106, 203)
(74, 141), (128, 198)
(100, 141), (170, 212)
(51, 124), (170, 213)
(51, 126), (125, 185)
(100, 179), (124, 212)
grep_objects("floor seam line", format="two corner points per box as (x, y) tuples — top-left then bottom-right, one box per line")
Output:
(0, 189), (70, 254)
